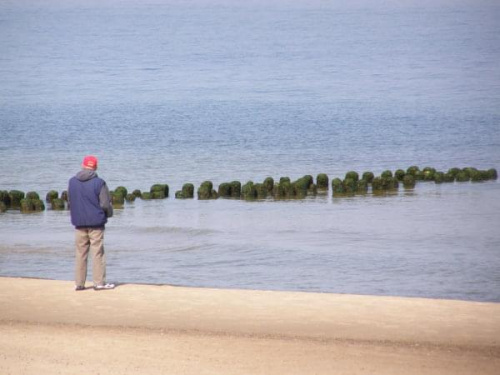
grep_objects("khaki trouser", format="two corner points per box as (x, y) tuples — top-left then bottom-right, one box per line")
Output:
(75, 228), (106, 286)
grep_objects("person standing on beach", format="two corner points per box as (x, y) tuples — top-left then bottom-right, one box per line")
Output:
(68, 155), (115, 291)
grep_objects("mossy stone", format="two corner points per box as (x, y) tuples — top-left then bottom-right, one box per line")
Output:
(132, 189), (142, 197)
(26, 191), (40, 200)
(371, 177), (383, 191)
(263, 177), (274, 194)
(115, 186), (128, 197)
(423, 167), (436, 181)
(9, 190), (25, 209)
(230, 181), (241, 198)
(292, 177), (310, 197)
(112, 193), (125, 206)
(395, 169), (406, 181)
(198, 181), (216, 200)
(218, 183), (232, 198)
(402, 174), (416, 188)
(434, 172), (444, 184)
(470, 170), (489, 182)
(456, 171), (470, 182)
(447, 168), (461, 177)
(255, 183), (269, 198)
(46, 190), (58, 203)
(343, 178), (357, 194)
(0, 190), (11, 207)
(316, 173), (329, 190)
(182, 183), (195, 198)
(345, 171), (359, 182)
(443, 173), (455, 182)
(150, 184), (169, 199)
(279, 177), (291, 184)
(486, 168), (497, 180)
(406, 166), (420, 176)
(20, 198), (45, 213)
(362, 171), (374, 183)
(241, 181), (257, 199)
(125, 194), (136, 202)
(414, 171), (425, 181)
(141, 192), (152, 200)
(0, 201), (6, 213)
(381, 170), (393, 179)
(51, 198), (65, 210)
(175, 190), (185, 199)
(332, 178), (345, 195)
(277, 181), (293, 198)
(356, 179), (368, 193)
(462, 167), (478, 178)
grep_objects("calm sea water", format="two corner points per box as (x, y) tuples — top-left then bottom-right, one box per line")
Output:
(1, 0), (500, 301)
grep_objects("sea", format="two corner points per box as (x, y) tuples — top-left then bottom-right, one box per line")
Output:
(1, 0), (499, 302)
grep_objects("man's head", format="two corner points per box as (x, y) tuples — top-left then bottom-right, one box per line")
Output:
(82, 155), (98, 170)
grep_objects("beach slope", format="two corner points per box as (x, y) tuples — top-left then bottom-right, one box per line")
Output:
(1, 277), (499, 374)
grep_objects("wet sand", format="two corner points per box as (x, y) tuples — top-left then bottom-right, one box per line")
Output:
(1, 277), (499, 374)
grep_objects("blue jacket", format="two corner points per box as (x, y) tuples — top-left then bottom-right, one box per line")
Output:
(68, 170), (113, 228)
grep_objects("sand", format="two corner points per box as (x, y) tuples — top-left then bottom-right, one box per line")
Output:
(1, 277), (499, 374)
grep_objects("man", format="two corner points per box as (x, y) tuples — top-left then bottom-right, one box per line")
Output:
(68, 155), (115, 291)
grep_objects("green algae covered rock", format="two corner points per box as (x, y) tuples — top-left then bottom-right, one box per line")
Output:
(402, 174), (416, 189)
(371, 177), (383, 192)
(456, 171), (470, 182)
(276, 181), (293, 198)
(316, 173), (329, 190)
(279, 177), (291, 185)
(181, 183), (195, 198)
(26, 191), (40, 200)
(486, 168), (498, 180)
(447, 168), (461, 178)
(263, 177), (274, 194)
(230, 181), (241, 198)
(132, 189), (142, 198)
(0, 190), (11, 207)
(357, 179), (368, 194)
(115, 186), (128, 197)
(414, 171), (425, 181)
(395, 169), (406, 181)
(342, 178), (357, 194)
(111, 192), (125, 206)
(434, 172), (444, 184)
(241, 181), (257, 199)
(218, 183), (232, 198)
(9, 190), (25, 209)
(406, 166), (420, 176)
(51, 198), (65, 210)
(423, 167), (436, 181)
(125, 194), (136, 202)
(362, 171), (375, 183)
(20, 198), (45, 213)
(46, 190), (58, 203)
(150, 184), (169, 199)
(381, 170), (393, 179)
(197, 181), (218, 200)
(255, 183), (269, 198)
(345, 171), (359, 182)
(443, 173), (455, 182)
(373, 177), (399, 191)
(0, 201), (6, 213)
(141, 192), (152, 200)
(331, 178), (345, 196)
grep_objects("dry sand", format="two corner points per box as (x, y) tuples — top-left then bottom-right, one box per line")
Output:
(1, 277), (499, 374)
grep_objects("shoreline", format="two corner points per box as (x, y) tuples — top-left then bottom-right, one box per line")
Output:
(2, 277), (500, 374)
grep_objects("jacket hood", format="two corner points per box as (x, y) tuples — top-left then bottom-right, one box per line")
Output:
(76, 169), (98, 182)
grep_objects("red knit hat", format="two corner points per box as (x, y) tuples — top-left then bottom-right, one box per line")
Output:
(82, 155), (98, 170)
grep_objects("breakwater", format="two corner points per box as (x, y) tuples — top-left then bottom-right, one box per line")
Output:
(0, 166), (497, 213)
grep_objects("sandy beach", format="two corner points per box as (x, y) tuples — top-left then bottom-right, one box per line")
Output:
(1, 277), (499, 374)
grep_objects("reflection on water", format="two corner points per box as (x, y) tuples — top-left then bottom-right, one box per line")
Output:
(1, 181), (499, 302)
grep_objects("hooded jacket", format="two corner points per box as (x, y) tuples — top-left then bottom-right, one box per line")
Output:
(68, 169), (113, 228)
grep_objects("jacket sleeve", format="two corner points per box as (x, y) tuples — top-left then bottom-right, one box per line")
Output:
(99, 182), (113, 218)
